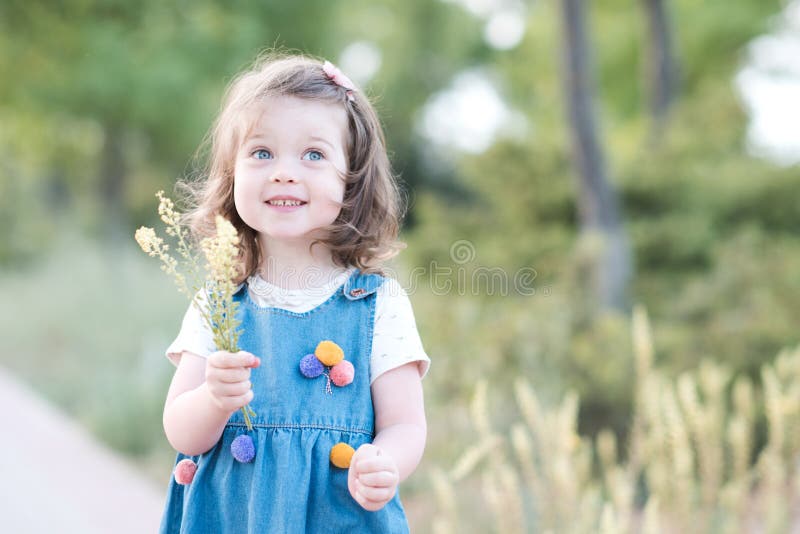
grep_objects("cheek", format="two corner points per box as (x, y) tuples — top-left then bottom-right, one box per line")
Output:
(332, 178), (346, 203)
(314, 181), (345, 223)
(233, 160), (257, 192)
(314, 172), (346, 203)
(232, 169), (254, 217)
(232, 174), (243, 207)
(325, 182), (346, 218)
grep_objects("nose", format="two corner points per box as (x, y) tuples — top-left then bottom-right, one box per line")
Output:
(269, 171), (297, 184)
(268, 157), (302, 184)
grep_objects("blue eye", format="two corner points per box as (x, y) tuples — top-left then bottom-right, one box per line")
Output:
(303, 150), (324, 162)
(253, 149), (272, 160)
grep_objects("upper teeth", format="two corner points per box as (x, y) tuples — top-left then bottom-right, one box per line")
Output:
(269, 200), (304, 206)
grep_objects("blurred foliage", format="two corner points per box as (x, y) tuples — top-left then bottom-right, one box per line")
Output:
(427, 309), (800, 533)
(0, 234), (182, 481)
(1, 0), (799, 529)
(0, 0), (485, 259)
(401, 0), (799, 441)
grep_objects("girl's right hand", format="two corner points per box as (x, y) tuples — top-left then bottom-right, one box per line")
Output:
(205, 351), (261, 413)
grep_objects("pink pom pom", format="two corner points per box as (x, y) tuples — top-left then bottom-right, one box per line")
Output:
(174, 458), (198, 485)
(330, 360), (354, 387)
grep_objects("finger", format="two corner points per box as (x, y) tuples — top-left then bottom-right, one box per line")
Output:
(358, 470), (398, 488)
(208, 380), (252, 398)
(210, 351), (258, 369)
(355, 480), (395, 504)
(348, 466), (358, 505)
(356, 495), (386, 512)
(206, 365), (249, 385)
(354, 443), (381, 458)
(350, 445), (379, 469)
(213, 390), (254, 412)
(208, 351), (238, 368)
(214, 368), (251, 384)
(356, 456), (396, 475)
(226, 390), (254, 411)
(354, 490), (386, 512)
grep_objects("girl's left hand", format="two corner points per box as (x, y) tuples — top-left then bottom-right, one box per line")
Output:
(347, 444), (399, 511)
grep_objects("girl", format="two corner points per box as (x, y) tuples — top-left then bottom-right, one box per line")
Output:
(160, 53), (429, 533)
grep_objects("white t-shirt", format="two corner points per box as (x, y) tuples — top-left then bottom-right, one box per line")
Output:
(165, 268), (430, 384)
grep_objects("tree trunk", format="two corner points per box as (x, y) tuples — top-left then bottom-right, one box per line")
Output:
(560, 0), (632, 310)
(641, 0), (680, 142)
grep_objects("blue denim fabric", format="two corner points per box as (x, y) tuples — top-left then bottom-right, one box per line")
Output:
(160, 270), (410, 533)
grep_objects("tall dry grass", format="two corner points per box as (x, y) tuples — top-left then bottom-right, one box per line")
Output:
(430, 306), (800, 533)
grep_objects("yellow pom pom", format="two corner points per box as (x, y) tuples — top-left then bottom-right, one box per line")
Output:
(330, 443), (355, 468)
(315, 340), (344, 366)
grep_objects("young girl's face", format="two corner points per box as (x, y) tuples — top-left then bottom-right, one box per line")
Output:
(233, 95), (349, 244)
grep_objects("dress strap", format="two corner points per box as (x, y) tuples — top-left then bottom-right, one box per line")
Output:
(342, 270), (386, 300)
(232, 282), (248, 299)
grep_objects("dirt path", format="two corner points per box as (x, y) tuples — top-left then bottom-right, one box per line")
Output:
(0, 366), (165, 533)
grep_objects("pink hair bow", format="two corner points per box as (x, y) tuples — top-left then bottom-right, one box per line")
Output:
(322, 60), (356, 102)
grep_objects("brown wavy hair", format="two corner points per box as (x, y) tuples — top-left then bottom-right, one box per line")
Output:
(179, 51), (406, 284)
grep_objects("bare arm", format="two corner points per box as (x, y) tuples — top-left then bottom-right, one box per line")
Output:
(348, 362), (427, 510)
(163, 350), (259, 456)
(371, 362), (427, 481)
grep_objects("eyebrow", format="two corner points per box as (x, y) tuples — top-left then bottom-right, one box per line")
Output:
(242, 133), (267, 145)
(242, 134), (336, 149)
(309, 136), (335, 149)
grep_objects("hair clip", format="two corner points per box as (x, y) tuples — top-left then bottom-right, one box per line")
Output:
(322, 60), (356, 102)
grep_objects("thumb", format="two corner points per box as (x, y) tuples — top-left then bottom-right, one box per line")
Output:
(356, 443), (381, 458)
(353, 443), (382, 471)
(245, 354), (261, 368)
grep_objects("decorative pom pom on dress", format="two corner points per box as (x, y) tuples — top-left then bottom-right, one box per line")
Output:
(299, 340), (355, 393)
(231, 434), (256, 463)
(174, 458), (198, 485)
(329, 442), (355, 468)
(330, 360), (355, 387)
(299, 353), (325, 378)
(315, 340), (345, 366)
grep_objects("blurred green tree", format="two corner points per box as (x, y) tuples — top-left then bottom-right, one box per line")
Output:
(0, 0), (485, 261)
(403, 0), (796, 439)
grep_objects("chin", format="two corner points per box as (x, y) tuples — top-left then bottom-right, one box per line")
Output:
(262, 229), (313, 242)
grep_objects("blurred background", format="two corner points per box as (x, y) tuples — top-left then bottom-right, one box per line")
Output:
(2, 0), (800, 532)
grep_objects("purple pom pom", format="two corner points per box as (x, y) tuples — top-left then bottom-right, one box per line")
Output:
(231, 434), (256, 463)
(299, 353), (324, 378)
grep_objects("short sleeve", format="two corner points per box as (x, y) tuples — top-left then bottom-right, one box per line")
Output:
(165, 291), (216, 366)
(369, 278), (431, 384)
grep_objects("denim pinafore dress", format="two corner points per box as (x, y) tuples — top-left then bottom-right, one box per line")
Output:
(160, 270), (410, 533)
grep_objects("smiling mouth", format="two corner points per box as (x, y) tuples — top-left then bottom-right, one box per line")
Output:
(266, 200), (307, 207)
